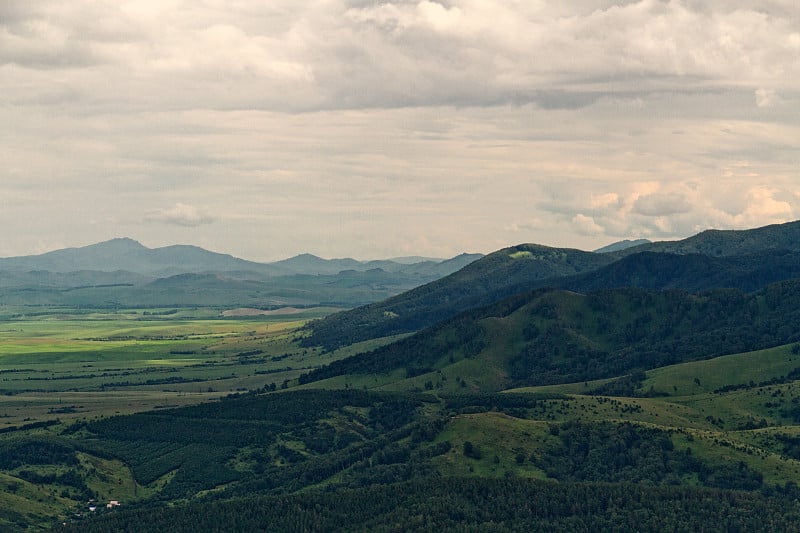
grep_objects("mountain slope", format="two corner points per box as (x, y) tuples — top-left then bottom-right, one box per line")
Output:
(302, 245), (615, 350)
(619, 219), (800, 257)
(552, 249), (800, 294)
(304, 220), (800, 350)
(594, 238), (651, 253)
(301, 280), (800, 390)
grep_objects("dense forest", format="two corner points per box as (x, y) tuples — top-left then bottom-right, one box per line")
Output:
(63, 477), (800, 532)
(301, 281), (800, 387)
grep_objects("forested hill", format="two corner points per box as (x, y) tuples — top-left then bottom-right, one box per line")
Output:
(551, 249), (800, 294)
(302, 244), (614, 350)
(301, 280), (800, 389)
(617, 219), (800, 257)
(303, 220), (800, 351)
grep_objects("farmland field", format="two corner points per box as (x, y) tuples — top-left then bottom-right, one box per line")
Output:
(0, 306), (344, 428)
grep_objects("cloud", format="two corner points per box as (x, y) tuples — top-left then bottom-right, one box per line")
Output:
(0, 2), (799, 260)
(732, 187), (795, 227)
(572, 214), (604, 236)
(633, 192), (692, 216)
(755, 88), (779, 108)
(3, 1), (800, 112)
(146, 203), (215, 227)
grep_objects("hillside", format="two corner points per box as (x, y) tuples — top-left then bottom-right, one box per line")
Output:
(593, 238), (651, 253)
(620, 219), (800, 257)
(303, 220), (800, 350)
(300, 281), (800, 390)
(34, 337), (800, 530)
(553, 249), (800, 294)
(302, 244), (615, 349)
(8, 220), (800, 530)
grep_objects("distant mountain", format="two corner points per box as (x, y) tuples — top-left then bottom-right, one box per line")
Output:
(594, 239), (651, 253)
(269, 253), (363, 275)
(0, 238), (275, 277)
(0, 240), (481, 281)
(387, 256), (443, 264)
(0, 240), (483, 309)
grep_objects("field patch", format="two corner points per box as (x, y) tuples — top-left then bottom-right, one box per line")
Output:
(0, 307), (337, 426)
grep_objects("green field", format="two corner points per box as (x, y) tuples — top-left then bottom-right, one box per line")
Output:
(0, 306), (342, 429)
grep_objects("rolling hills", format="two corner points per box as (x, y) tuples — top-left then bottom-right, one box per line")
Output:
(303, 220), (800, 350)
(299, 280), (800, 391)
(8, 220), (800, 530)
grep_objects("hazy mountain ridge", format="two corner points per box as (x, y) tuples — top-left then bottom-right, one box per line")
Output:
(593, 238), (651, 253)
(0, 239), (483, 278)
(0, 240), (482, 308)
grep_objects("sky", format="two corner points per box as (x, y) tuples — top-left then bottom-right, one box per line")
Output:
(2, 1), (799, 262)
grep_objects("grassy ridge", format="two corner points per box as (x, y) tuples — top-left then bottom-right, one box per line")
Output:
(300, 282), (800, 391)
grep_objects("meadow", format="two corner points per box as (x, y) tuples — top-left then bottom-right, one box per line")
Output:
(0, 306), (342, 428)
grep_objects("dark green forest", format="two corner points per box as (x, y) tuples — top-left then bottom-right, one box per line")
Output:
(63, 477), (800, 532)
(302, 281), (800, 387)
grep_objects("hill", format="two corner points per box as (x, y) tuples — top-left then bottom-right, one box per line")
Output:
(620, 219), (800, 257)
(552, 249), (800, 294)
(300, 280), (800, 390)
(302, 244), (615, 349)
(0, 238), (274, 277)
(593, 238), (651, 253)
(303, 220), (800, 350)
(0, 239), (482, 279)
(9, 220), (800, 530)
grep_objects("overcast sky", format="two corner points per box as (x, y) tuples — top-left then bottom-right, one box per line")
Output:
(2, 1), (799, 261)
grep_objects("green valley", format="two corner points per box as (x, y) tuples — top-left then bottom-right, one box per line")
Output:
(5, 221), (800, 530)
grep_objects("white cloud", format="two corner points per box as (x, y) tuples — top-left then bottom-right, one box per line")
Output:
(755, 88), (779, 108)
(572, 214), (604, 235)
(146, 203), (215, 227)
(0, 2), (798, 260)
(633, 192), (692, 216)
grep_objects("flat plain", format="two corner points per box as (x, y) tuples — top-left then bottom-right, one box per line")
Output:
(0, 306), (341, 428)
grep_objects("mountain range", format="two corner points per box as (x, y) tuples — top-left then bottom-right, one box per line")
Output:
(0, 239), (483, 309)
(0, 238), (482, 278)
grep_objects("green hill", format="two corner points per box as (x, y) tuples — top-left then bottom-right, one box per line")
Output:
(9, 220), (800, 530)
(553, 249), (800, 293)
(303, 220), (800, 351)
(619, 219), (800, 257)
(302, 244), (615, 350)
(300, 281), (800, 391)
